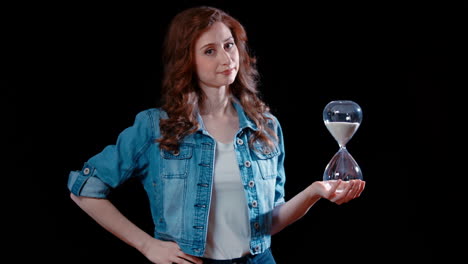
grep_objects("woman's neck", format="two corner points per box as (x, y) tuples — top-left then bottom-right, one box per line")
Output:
(200, 85), (235, 117)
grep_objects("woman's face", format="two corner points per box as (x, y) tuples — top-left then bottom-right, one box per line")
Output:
(194, 22), (239, 90)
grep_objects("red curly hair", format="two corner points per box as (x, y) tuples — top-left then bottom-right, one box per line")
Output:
(157, 6), (277, 151)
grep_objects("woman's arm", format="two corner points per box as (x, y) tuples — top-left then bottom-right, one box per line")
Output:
(271, 180), (365, 235)
(70, 193), (201, 264)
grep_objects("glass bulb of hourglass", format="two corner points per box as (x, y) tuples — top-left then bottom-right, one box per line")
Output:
(323, 100), (363, 193)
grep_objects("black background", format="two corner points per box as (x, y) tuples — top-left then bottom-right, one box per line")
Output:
(11, 0), (462, 263)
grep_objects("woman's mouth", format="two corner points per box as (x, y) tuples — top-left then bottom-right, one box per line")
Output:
(219, 68), (235, 75)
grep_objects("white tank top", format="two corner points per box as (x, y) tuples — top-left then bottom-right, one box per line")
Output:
(204, 141), (251, 259)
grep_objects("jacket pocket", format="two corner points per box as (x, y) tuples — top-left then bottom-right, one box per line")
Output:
(160, 144), (193, 178)
(252, 143), (280, 180)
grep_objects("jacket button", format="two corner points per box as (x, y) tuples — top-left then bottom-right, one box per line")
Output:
(244, 161), (251, 167)
(83, 168), (90, 175)
(252, 200), (258, 207)
(254, 222), (260, 229)
(248, 180), (255, 187)
(237, 138), (244, 145)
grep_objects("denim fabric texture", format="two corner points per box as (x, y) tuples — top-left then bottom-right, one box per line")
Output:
(68, 101), (286, 257)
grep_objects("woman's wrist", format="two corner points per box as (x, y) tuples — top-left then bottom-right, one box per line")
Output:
(306, 182), (323, 203)
(138, 235), (157, 256)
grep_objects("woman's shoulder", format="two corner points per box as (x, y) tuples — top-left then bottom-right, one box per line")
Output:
(130, 108), (167, 138)
(264, 111), (281, 127)
(135, 107), (168, 120)
(130, 108), (167, 133)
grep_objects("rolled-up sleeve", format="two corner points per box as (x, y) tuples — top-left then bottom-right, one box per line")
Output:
(67, 166), (112, 198)
(67, 109), (155, 198)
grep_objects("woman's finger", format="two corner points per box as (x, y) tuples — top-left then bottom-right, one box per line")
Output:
(342, 180), (357, 203)
(178, 251), (202, 264)
(358, 180), (366, 197)
(350, 180), (364, 199)
(348, 180), (362, 202)
(178, 257), (200, 264)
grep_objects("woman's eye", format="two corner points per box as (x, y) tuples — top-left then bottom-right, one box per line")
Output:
(225, 42), (234, 49)
(205, 49), (215, 55)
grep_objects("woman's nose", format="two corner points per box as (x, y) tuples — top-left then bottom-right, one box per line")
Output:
(218, 49), (232, 65)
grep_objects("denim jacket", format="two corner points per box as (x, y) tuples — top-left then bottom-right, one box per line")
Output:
(67, 102), (286, 257)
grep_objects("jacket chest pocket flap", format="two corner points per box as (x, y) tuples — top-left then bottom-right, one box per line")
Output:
(160, 145), (193, 178)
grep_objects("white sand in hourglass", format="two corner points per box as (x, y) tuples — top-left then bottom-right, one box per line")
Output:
(324, 121), (360, 147)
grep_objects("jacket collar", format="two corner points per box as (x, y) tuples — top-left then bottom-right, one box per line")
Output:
(195, 99), (258, 135)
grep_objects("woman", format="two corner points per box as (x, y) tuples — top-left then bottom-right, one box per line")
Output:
(68, 6), (365, 264)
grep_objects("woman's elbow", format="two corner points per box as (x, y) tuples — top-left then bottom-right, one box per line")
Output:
(70, 192), (106, 204)
(70, 192), (80, 203)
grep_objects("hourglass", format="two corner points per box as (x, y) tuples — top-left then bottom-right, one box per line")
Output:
(323, 100), (363, 192)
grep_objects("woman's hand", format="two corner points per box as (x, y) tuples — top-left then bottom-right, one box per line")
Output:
(141, 238), (202, 264)
(312, 180), (365, 205)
